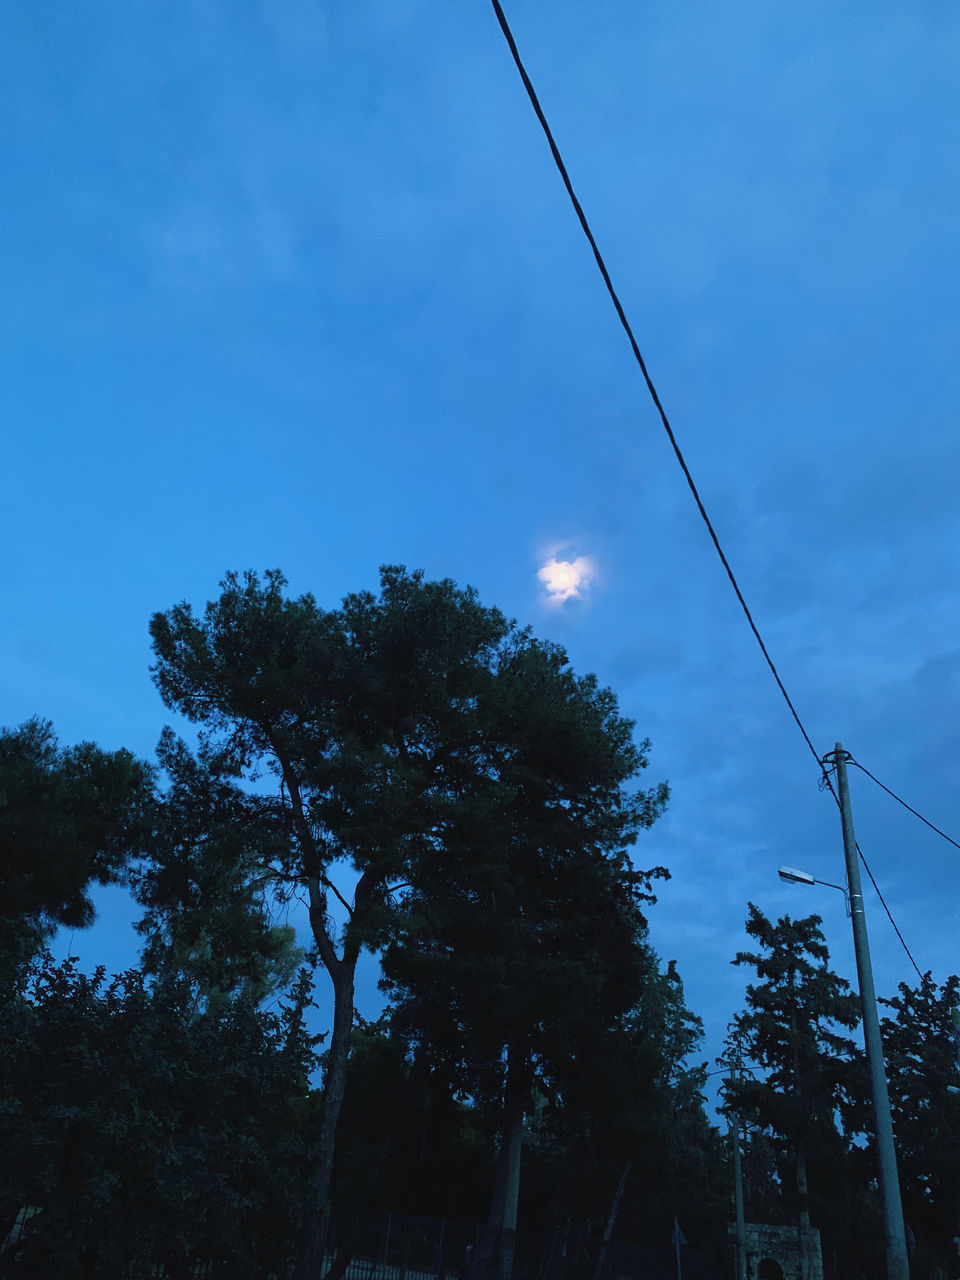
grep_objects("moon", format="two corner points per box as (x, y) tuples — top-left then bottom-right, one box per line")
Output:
(537, 555), (595, 603)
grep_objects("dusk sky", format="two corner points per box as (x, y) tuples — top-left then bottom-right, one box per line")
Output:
(3, 0), (960, 1098)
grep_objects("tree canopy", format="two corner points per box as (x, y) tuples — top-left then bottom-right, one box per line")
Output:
(880, 970), (960, 1273)
(134, 728), (304, 1011)
(0, 718), (152, 982)
(0, 954), (318, 1279)
(729, 905), (860, 1231)
(377, 632), (668, 1278)
(0, 567), (764, 1279)
(147, 565), (669, 1276)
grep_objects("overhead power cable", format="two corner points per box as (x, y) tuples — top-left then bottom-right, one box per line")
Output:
(855, 841), (924, 981)
(851, 760), (960, 852)
(490, 1), (923, 977)
(488, 0), (829, 789)
(823, 755), (921, 976)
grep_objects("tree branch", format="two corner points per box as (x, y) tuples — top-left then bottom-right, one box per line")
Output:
(306, 874), (340, 978)
(319, 872), (354, 919)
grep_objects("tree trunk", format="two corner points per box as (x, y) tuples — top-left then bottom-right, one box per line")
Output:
(494, 1095), (524, 1280)
(292, 878), (359, 1280)
(789, 1007), (811, 1235)
(317, 963), (357, 1193)
(467, 1046), (527, 1280)
(796, 1148), (810, 1228)
(592, 1160), (632, 1280)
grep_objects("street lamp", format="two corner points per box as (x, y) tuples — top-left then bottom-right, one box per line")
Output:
(778, 866), (850, 915)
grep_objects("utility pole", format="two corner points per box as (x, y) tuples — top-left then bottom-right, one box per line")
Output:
(720, 1033), (748, 1280)
(729, 1113), (747, 1280)
(825, 744), (909, 1280)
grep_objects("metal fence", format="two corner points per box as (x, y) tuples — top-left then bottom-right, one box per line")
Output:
(0, 1203), (725, 1280)
(312, 1208), (724, 1280)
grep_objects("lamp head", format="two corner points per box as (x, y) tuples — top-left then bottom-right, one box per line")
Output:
(778, 865), (816, 886)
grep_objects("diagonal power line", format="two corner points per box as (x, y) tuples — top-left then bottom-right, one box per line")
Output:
(488, 0), (829, 786)
(489, 0), (926, 978)
(855, 842), (923, 981)
(851, 760), (960, 852)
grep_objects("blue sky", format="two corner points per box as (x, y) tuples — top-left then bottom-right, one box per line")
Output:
(3, 0), (960, 1096)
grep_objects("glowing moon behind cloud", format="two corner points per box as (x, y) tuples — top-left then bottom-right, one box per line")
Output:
(537, 555), (595, 603)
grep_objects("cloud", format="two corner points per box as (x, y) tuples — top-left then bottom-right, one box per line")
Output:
(537, 555), (596, 604)
(146, 199), (298, 289)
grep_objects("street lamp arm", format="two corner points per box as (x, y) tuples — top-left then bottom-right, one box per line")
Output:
(778, 865), (851, 916)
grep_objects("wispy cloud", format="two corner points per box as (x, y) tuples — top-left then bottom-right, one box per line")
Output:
(146, 199), (298, 289)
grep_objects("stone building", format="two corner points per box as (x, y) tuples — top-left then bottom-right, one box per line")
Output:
(730, 1222), (824, 1280)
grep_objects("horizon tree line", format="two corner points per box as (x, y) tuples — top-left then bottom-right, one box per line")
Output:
(1, 565), (957, 1280)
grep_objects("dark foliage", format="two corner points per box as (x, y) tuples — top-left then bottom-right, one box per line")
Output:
(0, 719), (152, 982)
(728, 906), (881, 1279)
(0, 955), (318, 1278)
(880, 971), (960, 1274)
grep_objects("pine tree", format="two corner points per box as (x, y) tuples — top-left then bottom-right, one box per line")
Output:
(879, 971), (960, 1273)
(729, 904), (860, 1233)
(148, 566), (667, 1277)
(0, 718), (152, 983)
(379, 635), (668, 1278)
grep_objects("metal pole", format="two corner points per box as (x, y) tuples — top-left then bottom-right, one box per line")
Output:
(729, 1115), (747, 1280)
(829, 744), (909, 1280)
(673, 1218), (683, 1280)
